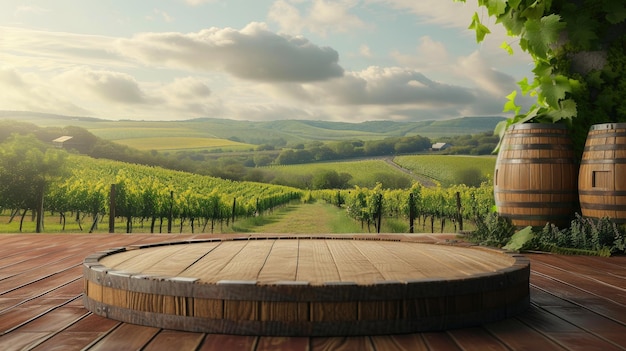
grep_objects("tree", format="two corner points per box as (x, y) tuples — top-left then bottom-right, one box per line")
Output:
(312, 170), (352, 189)
(0, 134), (68, 232)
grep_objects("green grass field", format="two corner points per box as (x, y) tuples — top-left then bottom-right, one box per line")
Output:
(263, 159), (414, 189)
(261, 155), (495, 189)
(114, 136), (255, 152)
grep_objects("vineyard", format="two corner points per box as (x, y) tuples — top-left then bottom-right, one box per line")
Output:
(313, 181), (494, 234)
(39, 155), (303, 233)
(1, 152), (495, 234)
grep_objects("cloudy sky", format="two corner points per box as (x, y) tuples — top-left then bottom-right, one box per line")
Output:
(0, 0), (534, 122)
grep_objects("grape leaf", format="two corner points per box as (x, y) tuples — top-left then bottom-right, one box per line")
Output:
(539, 74), (572, 108)
(517, 77), (537, 95)
(521, 0), (545, 20)
(508, 0), (522, 10)
(468, 12), (492, 42)
(484, 0), (507, 17)
(500, 41), (514, 55)
(503, 90), (521, 115)
(546, 98), (577, 122)
(523, 14), (565, 60)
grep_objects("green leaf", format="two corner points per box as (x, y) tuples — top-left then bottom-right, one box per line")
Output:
(523, 14), (565, 61)
(539, 74), (572, 109)
(517, 77), (539, 95)
(546, 98), (577, 122)
(494, 119), (510, 139)
(468, 12), (492, 43)
(498, 7), (525, 36)
(532, 61), (553, 78)
(503, 90), (521, 115)
(519, 105), (542, 124)
(520, 0), (545, 20)
(503, 226), (534, 252)
(484, 0), (507, 17)
(493, 118), (515, 152)
(500, 41), (514, 55)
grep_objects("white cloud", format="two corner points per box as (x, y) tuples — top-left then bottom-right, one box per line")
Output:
(391, 36), (449, 71)
(302, 66), (475, 106)
(369, 0), (533, 77)
(116, 22), (344, 82)
(0, 67), (91, 116)
(1, 27), (127, 70)
(269, 0), (367, 36)
(57, 68), (148, 104)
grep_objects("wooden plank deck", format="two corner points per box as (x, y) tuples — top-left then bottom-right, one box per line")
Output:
(0, 233), (624, 351)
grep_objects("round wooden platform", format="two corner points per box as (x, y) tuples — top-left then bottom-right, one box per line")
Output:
(82, 235), (530, 336)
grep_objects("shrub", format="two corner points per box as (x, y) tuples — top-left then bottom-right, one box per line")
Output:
(528, 214), (626, 256)
(467, 212), (516, 247)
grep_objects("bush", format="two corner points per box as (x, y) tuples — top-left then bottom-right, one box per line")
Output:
(530, 214), (626, 256)
(467, 212), (516, 247)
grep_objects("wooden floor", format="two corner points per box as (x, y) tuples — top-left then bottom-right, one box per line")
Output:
(0, 233), (624, 351)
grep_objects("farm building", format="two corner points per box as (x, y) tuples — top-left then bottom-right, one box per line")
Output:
(52, 135), (74, 148)
(431, 142), (451, 151)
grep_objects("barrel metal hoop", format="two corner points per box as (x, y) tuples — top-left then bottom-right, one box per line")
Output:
(580, 202), (626, 211)
(583, 144), (626, 151)
(495, 189), (576, 195)
(579, 190), (626, 196)
(496, 201), (575, 208)
(586, 131), (626, 138)
(497, 213), (573, 221)
(504, 133), (570, 139)
(589, 123), (626, 132)
(501, 144), (573, 151)
(580, 158), (626, 164)
(496, 158), (576, 164)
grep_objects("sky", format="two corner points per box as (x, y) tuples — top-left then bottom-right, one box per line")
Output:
(0, 0), (535, 123)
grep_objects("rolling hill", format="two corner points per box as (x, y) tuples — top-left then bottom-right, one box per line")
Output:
(0, 111), (504, 146)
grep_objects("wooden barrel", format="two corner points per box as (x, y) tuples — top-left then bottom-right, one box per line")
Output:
(579, 123), (626, 222)
(494, 123), (578, 228)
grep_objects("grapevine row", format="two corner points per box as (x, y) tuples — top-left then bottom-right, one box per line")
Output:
(314, 181), (494, 233)
(45, 155), (302, 232)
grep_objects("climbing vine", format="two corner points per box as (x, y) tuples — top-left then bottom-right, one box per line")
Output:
(457, 0), (626, 154)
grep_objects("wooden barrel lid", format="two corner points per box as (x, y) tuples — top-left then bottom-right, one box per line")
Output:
(83, 235), (530, 336)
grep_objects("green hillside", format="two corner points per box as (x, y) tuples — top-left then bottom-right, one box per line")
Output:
(0, 111), (504, 145)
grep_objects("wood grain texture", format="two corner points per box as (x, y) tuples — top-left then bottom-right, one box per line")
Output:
(0, 234), (623, 350)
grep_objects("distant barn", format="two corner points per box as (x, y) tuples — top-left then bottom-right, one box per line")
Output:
(431, 142), (451, 151)
(52, 136), (74, 149)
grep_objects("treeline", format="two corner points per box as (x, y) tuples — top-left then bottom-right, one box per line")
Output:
(271, 136), (432, 165)
(0, 120), (498, 188)
(435, 132), (500, 155)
